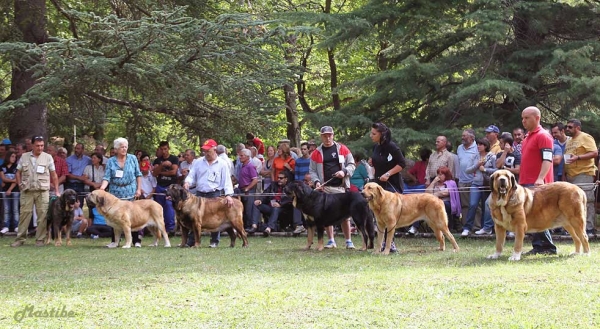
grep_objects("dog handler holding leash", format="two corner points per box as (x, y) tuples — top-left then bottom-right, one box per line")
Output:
(183, 139), (235, 248)
(368, 122), (406, 252)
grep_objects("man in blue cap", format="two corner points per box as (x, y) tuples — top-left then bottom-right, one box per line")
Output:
(485, 125), (502, 154)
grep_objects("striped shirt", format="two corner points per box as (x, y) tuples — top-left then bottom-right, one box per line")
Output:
(426, 149), (456, 181)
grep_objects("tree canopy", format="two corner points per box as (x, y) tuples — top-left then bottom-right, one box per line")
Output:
(1, 0), (599, 155)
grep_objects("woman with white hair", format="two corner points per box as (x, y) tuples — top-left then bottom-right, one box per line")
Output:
(98, 137), (143, 248)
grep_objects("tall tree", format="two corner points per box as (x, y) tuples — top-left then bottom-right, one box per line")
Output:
(6, 0), (49, 142)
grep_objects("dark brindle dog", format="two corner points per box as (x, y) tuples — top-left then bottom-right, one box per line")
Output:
(283, 181), (375, 251)
(45, 189), (78, 246)
(166, 184), (248, 248)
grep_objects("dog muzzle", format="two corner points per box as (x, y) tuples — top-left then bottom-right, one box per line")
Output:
(498, 179), (508, 195)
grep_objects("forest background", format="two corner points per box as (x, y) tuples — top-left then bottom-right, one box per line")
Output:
(1, 0), (599, 158)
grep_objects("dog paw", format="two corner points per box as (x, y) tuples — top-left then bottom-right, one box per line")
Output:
(487, 252), (501, 259)
(569, 252), (582, 256)
(54, 242), (62, 247)
(302, 245), (311, 250)
(122, 245), (131, 249)
(66, 241), (72, 246)
(508, 253), (521, 261)
(164, 244), (171, 248)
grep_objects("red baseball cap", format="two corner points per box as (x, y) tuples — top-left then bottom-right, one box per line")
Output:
(201, 139), (218, 150)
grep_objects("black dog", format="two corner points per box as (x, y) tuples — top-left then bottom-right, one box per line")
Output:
(45, 189), (78, 246)
(283, 181), (375, 251)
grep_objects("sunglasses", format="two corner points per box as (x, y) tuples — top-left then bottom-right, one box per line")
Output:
(33, 136), (44, 141)
(277, 176), (287, 179)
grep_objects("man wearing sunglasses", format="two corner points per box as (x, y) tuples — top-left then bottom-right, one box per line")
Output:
(253, 171), (304, 236)
(564, 119), (598, 236)
(11, 136), (60, 247)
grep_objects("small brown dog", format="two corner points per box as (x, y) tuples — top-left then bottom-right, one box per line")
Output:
(487, 170), (589, 261)
(362, 182), (459, 255)
(45, 189), (78, 246)
(166, 184), (248, 248)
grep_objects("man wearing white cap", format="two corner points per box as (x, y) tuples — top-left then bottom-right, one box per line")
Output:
(309, 126), (356, 249)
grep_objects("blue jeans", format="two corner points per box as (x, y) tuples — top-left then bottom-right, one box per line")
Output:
(235, 187), (260, 228)
(522, 184), (556, 252)
(254, 203), (302, 231)
(3, 191), (20, 230)
(154, 185), (176, 232)
(463, 184), (491, 231)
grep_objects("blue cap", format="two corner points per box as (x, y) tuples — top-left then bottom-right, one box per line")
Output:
(1, 138), (11, 145)
(485, 125), (500, 134)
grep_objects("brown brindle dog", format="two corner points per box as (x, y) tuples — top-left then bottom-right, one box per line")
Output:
(166, 184), (248, 248)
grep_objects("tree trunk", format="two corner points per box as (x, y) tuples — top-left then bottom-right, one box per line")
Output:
(7, 0), (49, 143)
(284, 35), (300, 146)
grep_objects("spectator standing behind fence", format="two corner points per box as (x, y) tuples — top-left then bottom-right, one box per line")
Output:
(425, 136), (456, 186)
(272, 143), (295, 183)
(563, 119), (598, 236)
(1, 151), (19, 233)
(456, 129), (478, 227)
(100, 138), (143, 248)
(152, 141), (178, 234)
(66, 143), (91, 205)
(294, 142), (311, 181)
(405, 148), (431, 192)
(11, 136), (60, 247)
(83, 152), (105, 219)
(350, 153), (369, 191)
(46, 145), (67, 196)
(260, 145), (275, 191)
(550, 122), (569, 182)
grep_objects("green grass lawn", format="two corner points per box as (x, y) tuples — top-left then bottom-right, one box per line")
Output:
(0, 235), (599, 328)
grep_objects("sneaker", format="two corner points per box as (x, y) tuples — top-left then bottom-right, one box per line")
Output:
(106, 242), (119, 248)
(380, 241), (398, 253)
(345, 240), (355, 249)
(10, 240), (24, 247)
(0, 227), (8, 235)
(475, 229), (492, 235)
(461, 229), (470, 237)
(324, 240), (337, 249)
(13, 227), (18, 233)
(406, 226), (417, 235)
(76, 233), (83, 238)
(134, 242), (142, 248)
(507, 231), (515, 238)
(246, 226), (256, 234)
(293, 225), (306, 234)
(90, 234), (99, 239)
(209, 243), (218, 248)
(263, 227), (271, 237)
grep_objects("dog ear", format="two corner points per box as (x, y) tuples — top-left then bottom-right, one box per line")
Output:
(489, 172), (495, 192)
(60, 193), (68, 212)
(510, 173), (517, 191)
(180, 187), (187, 202)
(98, 195), (105, 208)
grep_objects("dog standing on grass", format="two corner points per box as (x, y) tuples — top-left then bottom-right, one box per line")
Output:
(362, 182), (459, 255)
(45, 189), (78, 246)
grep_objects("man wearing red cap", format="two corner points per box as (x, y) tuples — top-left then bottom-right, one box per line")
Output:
(152, 141), (179, 234)
(184, 139), (235, 247)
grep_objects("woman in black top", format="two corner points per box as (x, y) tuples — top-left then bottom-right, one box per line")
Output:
(368, 122), (406, 251)
(0, 151), (20, 233)
(369, 122), (406, 193)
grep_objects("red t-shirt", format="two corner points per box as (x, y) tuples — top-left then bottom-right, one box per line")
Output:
(252, 138), (265, 155)
(409, 160), (427, 185)
(519, 125), (554, 185)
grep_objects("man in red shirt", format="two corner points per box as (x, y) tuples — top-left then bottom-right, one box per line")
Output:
(47, 145), (68, 196)
(519, 106), (556, 256)
(246, 133), (265, 155)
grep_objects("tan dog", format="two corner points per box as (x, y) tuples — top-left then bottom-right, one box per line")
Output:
(166, 184), (248, 248)
(86, 190), (171, 248)
(487, 169), (589, 261)
(362, 182), (459, 255)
